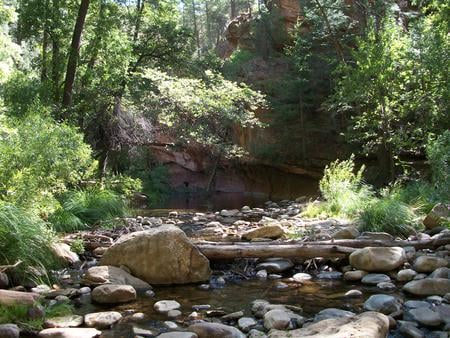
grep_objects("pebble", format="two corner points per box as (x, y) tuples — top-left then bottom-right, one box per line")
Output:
(154, 300), (181, 314)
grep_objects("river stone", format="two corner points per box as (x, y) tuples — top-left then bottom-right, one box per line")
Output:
(91, 284), (136, 304)
(188, 322), (246, 338)
(364, 294), (402, 314)
(331, 227), (359, 239)
(0, 272), (9, 289)
(154, 300), (181, 314)
(344, 289), (363, 298)
(82, 265), (151, 289)
(84, 311), (122, 329)
(403, 278), (450, 296)
(423, 204), (449, 229)
(242, 225), (285, 240)
(44, 315), (84, 328)
(430, 267), (450, 279)
(408, 308), (442, 327)
(405, 300), (431, 309)
(344, 270), (368, 281)
(313, 308), (355, 322)
(248, 329), (267, 338)
(361, 273), (391, 285)
(397, 269), (418, 282)
(100, 225), (211, 284)
(377, 282), (396, 291)
(256, 259), (293, 273)
(413, 256), (448, 273)
(0, 324), (19, 338)
(38, 328), (101, 338)
(398, 323), (425, 338)
(349, 247), (405, 272)
(264, 309), (304, 330)
(238, 317), (257, 332)
(316, 271), (343, 279)
(268, 311), (389, 338)
(292, 273), (312, 282)
(358, 232), (394, 241)
(51, 243), (80, 265)
(157, 333), (198, 338)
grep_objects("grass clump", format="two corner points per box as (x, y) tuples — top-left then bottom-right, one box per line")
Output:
(49, 188), (127, 232)
(0, 302), (74, 330)
(303, 155), (374, 218)
(358, 196), (419, 238)
(0, 202), (59, 283)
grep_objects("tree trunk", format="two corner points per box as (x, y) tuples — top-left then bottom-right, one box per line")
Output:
(197, 243), (355, 260)
(313, 0), (346, 64)
(206, 153), (221, 193)
(230, 0), (237, 19)
(62, 0), (91, 108)
(196, 235), (450, 260)
(205, 0), (212, 48)
(192, 0), (201, 54)
(51, 0), (61, 103)
(41, 0), (49, 82)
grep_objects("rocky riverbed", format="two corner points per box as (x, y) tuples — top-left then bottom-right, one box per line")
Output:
(0, 199), (449, 338)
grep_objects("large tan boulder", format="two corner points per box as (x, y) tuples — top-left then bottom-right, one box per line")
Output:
(51, 243), (79, 265)
(349, 247), (405, 272)
(242, 225), (285, 240)
(82, 266), (151, 289)
(423, 203), (449, 229)
(100, 225), (211, 284)
(268, 311), (389, 338)
(403, 278), (450, 296)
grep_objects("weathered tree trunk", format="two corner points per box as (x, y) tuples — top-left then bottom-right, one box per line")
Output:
(62, 0), (90, 108)
(198, 243), (355, 259)
(0, 290), (40, 306)
(196, 236), (450, 260)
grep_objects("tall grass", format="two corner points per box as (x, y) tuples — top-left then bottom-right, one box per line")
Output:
(358, 196), (419, 238)
(0, 302), (73, 330)
(302, 156), (374, 218)
(49, 188), (127, 232)
(0, 203), (59, 283)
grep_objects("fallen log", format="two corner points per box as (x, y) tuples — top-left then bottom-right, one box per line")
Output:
(197, 243), (355, 260)
(0, 290), (40, 306)
(195, 235), (450, 260)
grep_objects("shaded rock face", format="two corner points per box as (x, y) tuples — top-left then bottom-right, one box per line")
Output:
(268, 311), (389, 338)
(349, 247), (405, 272)
(100, 225), (211, 284)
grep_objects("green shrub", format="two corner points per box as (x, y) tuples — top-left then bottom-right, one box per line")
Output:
(70, 238), (85, 254)
(49, 188), (127, 232)
(426, 131), (450, 200)
(0, 110), (96, 214)
(142, 165), (171, 206)
(223, 49), (255, 78)
(389, 180), (439, 214)
(358, 197), (419, 238)
(0, 202), (59, 283)
(303, 156), (374, 218)
(104, 174), (142, 199)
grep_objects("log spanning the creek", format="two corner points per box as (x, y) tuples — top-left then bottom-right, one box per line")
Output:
(196, 242), (356, 260)
(195, 235), (450, 260)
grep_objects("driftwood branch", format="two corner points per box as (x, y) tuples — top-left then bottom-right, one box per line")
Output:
(195, 235), (450, 260)
(0, 260), (22, 273)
